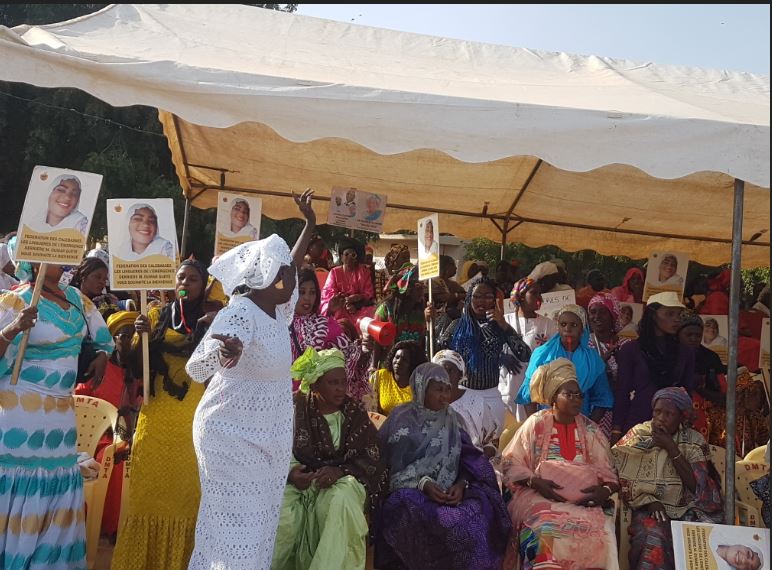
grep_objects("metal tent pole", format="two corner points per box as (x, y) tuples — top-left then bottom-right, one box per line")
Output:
(724, 178), (744, 524)
(180, 197), (191, 258)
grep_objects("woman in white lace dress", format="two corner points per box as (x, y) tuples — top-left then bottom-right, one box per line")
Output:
(185, 191), (315, 569)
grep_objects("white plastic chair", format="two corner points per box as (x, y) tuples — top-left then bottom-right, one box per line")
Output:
(74, 395), (119, 570)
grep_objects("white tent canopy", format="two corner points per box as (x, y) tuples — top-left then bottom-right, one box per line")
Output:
(0, 3), (769, 266)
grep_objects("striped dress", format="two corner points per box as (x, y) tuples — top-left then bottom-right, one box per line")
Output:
(0, 284), (114, 569)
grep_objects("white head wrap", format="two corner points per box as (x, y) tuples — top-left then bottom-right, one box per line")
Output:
(209, 234), (292, 295)
(528, 261), (559, 281)
(432, 349), (467, 379)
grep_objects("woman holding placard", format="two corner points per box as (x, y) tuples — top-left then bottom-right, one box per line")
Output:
(183, 191), (315, 569)
(111, 258), (225, 569)
(0, 252), (114, 567)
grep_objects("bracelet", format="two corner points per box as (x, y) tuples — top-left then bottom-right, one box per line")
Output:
(418, 476), (435, 492)
(602, 484), (615, 496)
(671, 453), (683, 461)
(0, 327), (15, 343)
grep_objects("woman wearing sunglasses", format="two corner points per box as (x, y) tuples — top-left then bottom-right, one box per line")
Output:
(502, 358), (620, 569)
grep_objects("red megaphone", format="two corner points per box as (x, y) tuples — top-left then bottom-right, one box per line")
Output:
(357, 317), (397, 347)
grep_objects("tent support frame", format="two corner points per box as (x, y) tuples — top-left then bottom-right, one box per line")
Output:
(724, 178), (744, 524)
(186, 181), (769, 250)
(499, 159), (543, 259)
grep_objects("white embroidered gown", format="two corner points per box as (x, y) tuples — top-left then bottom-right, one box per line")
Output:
(186, 295), (295, 569)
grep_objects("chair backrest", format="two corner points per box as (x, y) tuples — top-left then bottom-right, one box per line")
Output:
(735, 460), (770, 511)
(368, 411), (387, 430)
(744, 444), (768, 463)
(315, 268), (329, 291)
(708, 444), (727, 494)
(74, 395), (119, 457)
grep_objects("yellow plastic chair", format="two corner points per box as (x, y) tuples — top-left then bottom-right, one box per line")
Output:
(497, 409), (522, 453)
(74, 396), (119, 570)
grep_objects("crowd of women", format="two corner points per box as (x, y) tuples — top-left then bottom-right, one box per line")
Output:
(0, 193), (769, 570)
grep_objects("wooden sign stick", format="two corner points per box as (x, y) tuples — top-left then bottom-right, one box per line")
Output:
(11, 263), (48, 385)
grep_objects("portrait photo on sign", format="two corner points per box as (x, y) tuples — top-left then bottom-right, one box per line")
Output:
(107, 199), (177, 263)
(618, 302), (644, 338)
(417, 213), (440, 280)
(15, 166), (103, 265)
(215, 192), (262, 255)
(644, 251), (689, 298)
(359, 192), (384, 224)
(671, 521), (769, 570)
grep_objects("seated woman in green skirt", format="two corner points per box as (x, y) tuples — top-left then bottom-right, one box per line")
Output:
(272, 347), (387, 570)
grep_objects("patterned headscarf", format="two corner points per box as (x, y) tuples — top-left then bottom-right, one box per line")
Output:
(529, 358), (578, 405)
(677, 311), (704, 333)
(209, 234), (292, 294)
(384, 244), (410, 272)
(431, 349), (466, 380)
(555, 304), (587, 328)
(380, 362), (462, 491)
(588, 292), (623, 333)
(391, 263), (418, 294)
(651, 387), (693, 414)
(290, 347), (346, 393)
(510, 277), (538, 307)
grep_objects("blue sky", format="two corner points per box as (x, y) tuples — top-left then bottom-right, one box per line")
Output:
(296, 4), (770, 75)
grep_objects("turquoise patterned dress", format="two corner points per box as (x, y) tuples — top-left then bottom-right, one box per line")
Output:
(0, 284), (113, 569)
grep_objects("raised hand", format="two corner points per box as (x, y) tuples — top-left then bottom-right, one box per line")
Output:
(292, 188), (316, 225)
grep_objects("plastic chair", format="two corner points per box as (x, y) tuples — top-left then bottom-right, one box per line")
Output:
(735, 459), (769, 514)
(368, 411), (387, 430)
(74, 395), (119, 457)
(74, 396), (119, 570)
(315, 268), (330, 291)
(744, 444), (768, 463)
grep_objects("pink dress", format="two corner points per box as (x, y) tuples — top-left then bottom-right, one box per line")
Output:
(319, 264), (376, 324)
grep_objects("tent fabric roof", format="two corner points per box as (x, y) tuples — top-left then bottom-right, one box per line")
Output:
(1, 4), (769, 266)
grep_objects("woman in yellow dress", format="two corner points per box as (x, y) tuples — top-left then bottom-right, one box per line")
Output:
(111, 259), (225, 570)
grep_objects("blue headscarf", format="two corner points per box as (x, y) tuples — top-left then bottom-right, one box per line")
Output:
(516, 305), (613, 416)
(449, 277), (494, 374)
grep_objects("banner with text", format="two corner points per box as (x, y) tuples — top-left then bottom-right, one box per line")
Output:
(15, 166), (102, 265)
(326, 187), (386, 233)
(417, 213), (440, 280)
(107, 199), (178, 291)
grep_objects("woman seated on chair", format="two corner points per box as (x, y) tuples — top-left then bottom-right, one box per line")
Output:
(375, 363), (511, 570)
(612, 387), (724, 570)
(517, 304), (614, 435)
(370, 340), (426, 415)
(502, 358), (620, 570)
(272, 347), (385, 570)
(432, 349), (499, 457)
